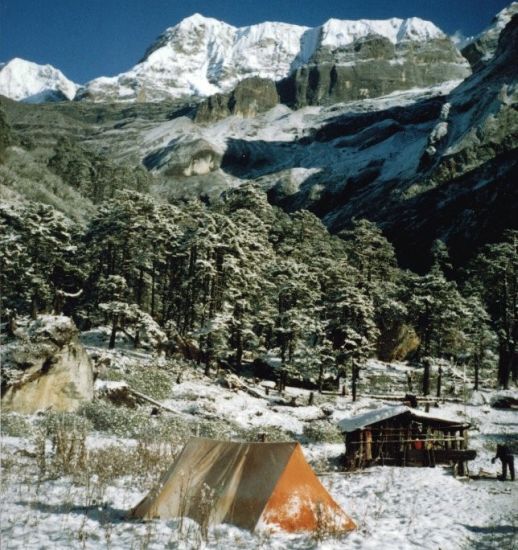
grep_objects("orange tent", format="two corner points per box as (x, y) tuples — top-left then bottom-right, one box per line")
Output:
(131, 438), (355, 533)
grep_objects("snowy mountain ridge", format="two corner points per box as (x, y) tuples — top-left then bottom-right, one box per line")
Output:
(0, 13), (465, 104)
(462, 2), (518, 67)
(0, 58), (78, 103)
(78, 13), (452, 102)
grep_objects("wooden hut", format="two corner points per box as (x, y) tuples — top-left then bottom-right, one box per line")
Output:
(338, 406), (475, 474)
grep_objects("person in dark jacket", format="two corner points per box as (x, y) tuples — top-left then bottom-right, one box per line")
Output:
(491, 444), (515, 481)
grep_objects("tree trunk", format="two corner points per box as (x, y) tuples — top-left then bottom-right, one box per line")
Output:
(498, 346), (511, 389)
(436, 366), (442, 398)
(422, 359), (430, 396)
(136, 268), (144, 307)
(109, 317), (118, 349)
(474, 357), (480, 391)
(352, 365), (359, 402)
(31, 295), (38, 320)
(7, 311), (17, 337)
(236, 331), (243, 371)
(150, 264), (156, 317)
(318, 363), (324, 393)
(407, 372), (413, 392)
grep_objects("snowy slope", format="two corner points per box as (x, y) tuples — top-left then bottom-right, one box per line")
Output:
(0, 58), (78, 103)
(79, 13), (451, 102)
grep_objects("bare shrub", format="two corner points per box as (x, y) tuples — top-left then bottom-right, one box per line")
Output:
(312, 501), (352, 543)
(0, 413), (33, 437)
(103, 364), (174, 401)
(303, 420), (342, 443)
(35, 413), (91, 478)
(77, 400), (149, 438)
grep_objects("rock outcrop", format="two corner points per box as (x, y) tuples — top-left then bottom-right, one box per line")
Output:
(144, 136), (222, 176)
(1, 315), (94, 413)
(195, 77), (279, 123)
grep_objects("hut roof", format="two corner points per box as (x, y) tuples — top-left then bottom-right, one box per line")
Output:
(338, 405), (408, 433)
(338, 405), (470, 433)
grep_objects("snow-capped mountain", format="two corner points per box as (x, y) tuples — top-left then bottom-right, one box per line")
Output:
(2, 5), (515, 267)
(0, 58), (78, 103)
(78, 13), (467, 102)
(462, 2), (518, 68)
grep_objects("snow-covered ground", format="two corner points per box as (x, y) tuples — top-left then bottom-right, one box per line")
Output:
(1, 334), (516, 549)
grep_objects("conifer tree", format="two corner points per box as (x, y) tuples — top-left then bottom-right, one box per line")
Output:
(466, 231), (518, 387)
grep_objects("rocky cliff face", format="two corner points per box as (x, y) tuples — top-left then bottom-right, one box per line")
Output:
(1, 316), (94, 413)
(195, 77), (280, 123)
(278, 36), (469, 107)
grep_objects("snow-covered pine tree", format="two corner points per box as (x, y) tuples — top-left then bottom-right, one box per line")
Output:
(466, 230), (518, 388)
(0, 202), (78, 318)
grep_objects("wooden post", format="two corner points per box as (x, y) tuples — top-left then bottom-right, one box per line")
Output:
(452, 429), (458, 450)
(344, 432), (351, 469)
(364, 429), (373, 462)
(358, 430), (364, 468)
(461, 429), (468, 449)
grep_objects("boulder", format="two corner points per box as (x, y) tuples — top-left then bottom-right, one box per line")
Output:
(144, 137), (222, 176)
(1, 315), (94, 413)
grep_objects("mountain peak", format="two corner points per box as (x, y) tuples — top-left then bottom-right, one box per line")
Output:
(0, 58), (78, 103)
(177, 13), (223, 27)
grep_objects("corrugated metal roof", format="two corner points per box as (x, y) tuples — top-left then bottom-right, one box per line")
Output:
(337, 405), (470, 433)
(338, 405), (409, 433)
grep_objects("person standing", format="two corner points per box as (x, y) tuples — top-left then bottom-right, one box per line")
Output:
(492, 444), (515, 481)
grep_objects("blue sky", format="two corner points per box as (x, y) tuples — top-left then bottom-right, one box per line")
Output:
(0, 1), (511, 83)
